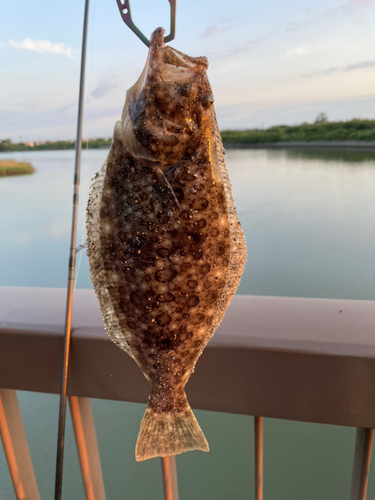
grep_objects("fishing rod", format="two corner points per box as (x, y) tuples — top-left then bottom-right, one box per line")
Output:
(54, 0), (90, 498)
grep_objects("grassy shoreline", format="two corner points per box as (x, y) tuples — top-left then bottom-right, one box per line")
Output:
(221, 118), (375, 145)
(0, 160), (35, 177)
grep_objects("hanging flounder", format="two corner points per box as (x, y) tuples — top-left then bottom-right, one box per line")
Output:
(86, 28), (246, 461)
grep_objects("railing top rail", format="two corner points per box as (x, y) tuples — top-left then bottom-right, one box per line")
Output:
(1, 286), (375, 428)
(2, 286), (375, 355)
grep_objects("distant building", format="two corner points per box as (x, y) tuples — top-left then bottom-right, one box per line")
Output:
(263, 123), (267, 131)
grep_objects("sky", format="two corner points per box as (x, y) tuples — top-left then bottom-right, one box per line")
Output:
(1, 0), (375, 141)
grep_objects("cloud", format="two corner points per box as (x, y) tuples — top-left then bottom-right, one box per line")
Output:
(207, 36), (266, 59)
(345, 60), (375, 70)
(340, 3), (367, 24)
(202, 19), (232, 38)
(0, 42), (4, 48)
(202, 25), (219, 38)
(215, 94), (375, 130)
(300, 59), (375, 78)
(8, 38), (73, 57)
(91, 81), (120, 99)
(286, 19), (313, 32)
(285, 0), (375, 33)
(300, 67), (340, 78)
(286, 44), (312, 57)
(285, 41), (338, 58)
(0, 103), (122, 142)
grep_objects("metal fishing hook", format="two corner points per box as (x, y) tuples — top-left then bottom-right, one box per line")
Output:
(115, 0), (176, 47)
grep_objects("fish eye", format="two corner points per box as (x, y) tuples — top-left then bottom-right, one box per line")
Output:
(202, 94), (214, 109)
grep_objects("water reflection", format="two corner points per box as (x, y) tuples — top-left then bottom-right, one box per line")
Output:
(227, 148), (375, 299)
(285, 147), (375, 163)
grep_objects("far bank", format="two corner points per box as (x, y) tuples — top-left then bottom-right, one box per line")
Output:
(2, 117), (375, 152)
(223, 141), (375, 150)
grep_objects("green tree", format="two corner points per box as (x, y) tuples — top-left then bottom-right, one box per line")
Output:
(0, 139), (12, 152)
(315, 112), (328, 124)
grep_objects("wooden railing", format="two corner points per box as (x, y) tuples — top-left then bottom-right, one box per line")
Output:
(1, 286), (375, 499)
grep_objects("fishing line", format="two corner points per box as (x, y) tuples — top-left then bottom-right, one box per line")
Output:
(73, 140), (88, 292)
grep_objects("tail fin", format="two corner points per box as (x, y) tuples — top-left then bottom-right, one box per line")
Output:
(135, 401), (209, 461)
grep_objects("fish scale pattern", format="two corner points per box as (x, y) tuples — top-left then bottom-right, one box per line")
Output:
(96, 134), (233, 413)
(86, 27), (246, 461)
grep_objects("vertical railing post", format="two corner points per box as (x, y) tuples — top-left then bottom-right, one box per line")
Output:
(161, 456), (179, 500)
(254, 416), (263, 500)
(0, 389), (41, 500)
(349, 427), (373, 500)
(69, 396), (106, 500)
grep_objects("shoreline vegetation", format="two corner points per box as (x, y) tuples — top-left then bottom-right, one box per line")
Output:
(221, 122), (375, 146)
(221, 115), (375, 146)
(0, 160), (35, 177)
(1, 116), (375, 152)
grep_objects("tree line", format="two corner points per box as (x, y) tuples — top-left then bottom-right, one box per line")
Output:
(2, 116), (375, 151)
(221, 116), (375, 145)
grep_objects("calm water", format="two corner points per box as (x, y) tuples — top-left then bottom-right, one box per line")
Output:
(0, 148), (375, 499)
(1, 148), (374, 298)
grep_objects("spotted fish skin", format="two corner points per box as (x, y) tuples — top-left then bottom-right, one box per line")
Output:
(86, 28), (246, 461)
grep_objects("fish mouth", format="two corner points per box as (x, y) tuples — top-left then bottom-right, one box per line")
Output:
(120, 28), (213, 171)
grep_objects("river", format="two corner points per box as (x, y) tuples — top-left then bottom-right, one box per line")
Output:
(0, 148), (374, 499)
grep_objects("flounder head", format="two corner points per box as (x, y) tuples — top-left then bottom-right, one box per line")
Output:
(120, 28), (214, 171)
